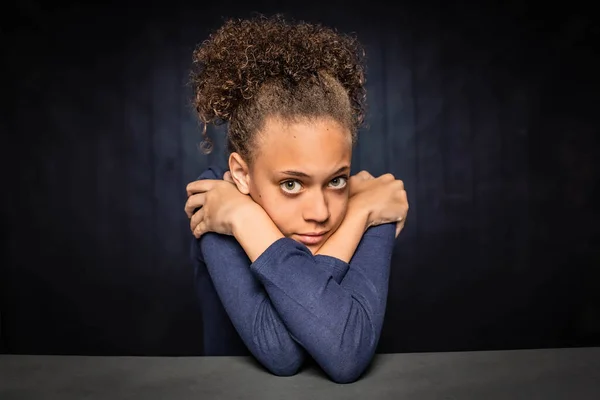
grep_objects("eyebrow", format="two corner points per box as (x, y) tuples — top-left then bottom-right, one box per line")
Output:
(279, 165), (350, 179)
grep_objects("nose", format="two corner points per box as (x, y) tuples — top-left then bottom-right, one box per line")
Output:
(302, 190), (330, 224)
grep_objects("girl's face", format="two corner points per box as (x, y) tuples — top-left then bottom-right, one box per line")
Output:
(229, 116), (353, 254)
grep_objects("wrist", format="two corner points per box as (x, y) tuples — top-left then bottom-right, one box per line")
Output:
(230, 200), (262, 237)
(230, 201), (285, 262)
(315, 203), (370, 262)
(347, 198), (372, 233)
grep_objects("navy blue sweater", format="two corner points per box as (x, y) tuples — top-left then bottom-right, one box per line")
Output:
(190, 166), (395, 383)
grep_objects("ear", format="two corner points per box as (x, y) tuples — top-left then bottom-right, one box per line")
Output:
(228, 152), (251, 195)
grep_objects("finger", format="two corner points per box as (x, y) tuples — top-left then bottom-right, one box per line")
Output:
(223, 171), (234, 183)
(395, 217), (406, 238)
(190, 207), (205, 234)
(184, 193), (206, 218)
(400, 189), (408, 207)
(356, 170), (374, 180)
(379, 172), (396, 182)
(186, 179), (217, 197)
(194, 219), (208, 239)
(389, 185), (407, 205)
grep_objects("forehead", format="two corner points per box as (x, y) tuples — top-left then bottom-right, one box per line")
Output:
(253, 117), (352, 174)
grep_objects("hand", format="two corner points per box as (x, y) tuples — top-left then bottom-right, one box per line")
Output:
(223, 171), (234, 183)
(348, 170), (408, 238)
(184, 175), (254, 238)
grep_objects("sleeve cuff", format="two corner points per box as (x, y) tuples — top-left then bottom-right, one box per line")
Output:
(314, 255), (350, 283)
(249, 237), (300, 275)
(248, 237), (351, 284)
(363, 223), (396, 238)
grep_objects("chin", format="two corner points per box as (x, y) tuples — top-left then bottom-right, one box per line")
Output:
(300, 232), (333, 254)
(305, 243), (321, 255)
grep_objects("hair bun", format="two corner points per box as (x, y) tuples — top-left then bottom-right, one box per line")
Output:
(190, 14), (365, 127)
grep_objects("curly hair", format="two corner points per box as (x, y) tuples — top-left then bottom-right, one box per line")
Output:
(190, 14), (367, 161)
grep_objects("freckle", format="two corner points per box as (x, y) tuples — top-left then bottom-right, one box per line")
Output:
(293, 135), (296, 139)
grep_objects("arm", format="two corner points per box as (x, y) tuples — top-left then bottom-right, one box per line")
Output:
(191, 167), (350, 374)
(309, 204), (372, 284)
(233, 203), (395, 384)
(190, 167), (303, 375)
(196, 232), (354, 375)
(194, 234), (305, 376)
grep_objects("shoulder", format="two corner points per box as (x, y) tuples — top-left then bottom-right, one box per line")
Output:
(189, 165), (226, 264)
(196, 165), (228, 181)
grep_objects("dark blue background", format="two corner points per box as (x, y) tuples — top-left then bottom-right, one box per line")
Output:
(2, 0), (598, 355)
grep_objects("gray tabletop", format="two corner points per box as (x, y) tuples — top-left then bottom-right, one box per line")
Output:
(1, 347), (599, 399)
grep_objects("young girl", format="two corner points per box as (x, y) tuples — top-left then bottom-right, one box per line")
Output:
(184, 15), (408, 383)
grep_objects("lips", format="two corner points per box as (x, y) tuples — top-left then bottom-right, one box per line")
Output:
(295, 232), (328, 246)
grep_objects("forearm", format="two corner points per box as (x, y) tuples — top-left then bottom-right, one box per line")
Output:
(249, 226), (395, 383)
(231, 202), (349, 282)
(231, 203), (285, 263)
(190, 168), (306, 374)
(195, 234), (305, 376)
(315, 204), (369, 263)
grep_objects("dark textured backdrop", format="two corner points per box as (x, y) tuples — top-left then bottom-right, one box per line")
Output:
(2, 0), (599, 355)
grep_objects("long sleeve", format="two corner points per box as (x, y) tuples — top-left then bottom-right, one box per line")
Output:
(191, 166), (395, 383)
(191, 167), (350, 376)
(195, 235), (359, 376)
(192, 250), (250, 357)
(195, 234), (305, 376)
(249, 224), (395, 383)
(190, 166), (303, 375)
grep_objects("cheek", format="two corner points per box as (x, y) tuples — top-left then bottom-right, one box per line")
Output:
(328, 194), (349, 226)
(249, 184), (297, 234)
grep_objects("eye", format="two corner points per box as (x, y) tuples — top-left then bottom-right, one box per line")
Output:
(328, 176), (348, 189)
(280, 180), (303, 194)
